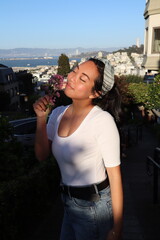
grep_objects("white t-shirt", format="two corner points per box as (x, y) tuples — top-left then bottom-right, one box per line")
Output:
(47, 105), (120, 186)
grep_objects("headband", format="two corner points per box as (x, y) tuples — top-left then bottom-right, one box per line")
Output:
(94, 57), (115, 96)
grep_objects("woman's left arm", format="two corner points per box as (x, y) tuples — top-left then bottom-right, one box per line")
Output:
(106, 165), (123, 240)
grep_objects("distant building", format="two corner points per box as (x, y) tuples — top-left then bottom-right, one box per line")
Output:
(97, 52), (103, 58)
(0, 64), (19, 110)
(136, 38), (140, 48)
(75, 49), (79, 55)
(142, 0), (160, 72)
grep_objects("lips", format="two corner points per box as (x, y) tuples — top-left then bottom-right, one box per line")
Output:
(66, 82), (74, 90)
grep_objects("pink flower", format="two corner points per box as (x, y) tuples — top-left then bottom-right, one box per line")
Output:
(48, 74), (64, 93)
(46, 74), (64, 107)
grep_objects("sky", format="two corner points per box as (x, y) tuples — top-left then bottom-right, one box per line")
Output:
(1, 0), (146, 50)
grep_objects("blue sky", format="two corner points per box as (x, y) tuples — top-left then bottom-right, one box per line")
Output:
(1, 0), (146, 49)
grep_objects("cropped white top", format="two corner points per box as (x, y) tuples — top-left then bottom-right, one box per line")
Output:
(47, 105), (120, 186)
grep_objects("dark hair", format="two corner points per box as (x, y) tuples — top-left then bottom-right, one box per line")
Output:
(89, 58), (122, 122)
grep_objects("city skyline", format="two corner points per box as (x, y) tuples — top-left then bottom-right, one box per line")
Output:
(1, 0), (145, 49)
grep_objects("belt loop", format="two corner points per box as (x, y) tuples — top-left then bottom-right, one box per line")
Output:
(93, 184), (99, 194)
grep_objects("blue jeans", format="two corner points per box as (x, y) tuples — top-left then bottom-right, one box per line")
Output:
(60, 186), (113, 240)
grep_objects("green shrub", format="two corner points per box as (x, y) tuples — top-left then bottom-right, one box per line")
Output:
(0, 115), (61, 240)
(0, 158), (61, 240)
(125, 74), (143, 83)
(128, 83), (150, 106)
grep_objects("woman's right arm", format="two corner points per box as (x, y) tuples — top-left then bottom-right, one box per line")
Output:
(33, 95), (52, 161)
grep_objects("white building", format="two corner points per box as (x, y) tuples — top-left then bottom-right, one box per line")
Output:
(97, 51), (103, 58)
(142, 0), (160, 72)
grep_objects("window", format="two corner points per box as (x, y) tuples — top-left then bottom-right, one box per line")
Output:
(7, 74), (13, 82)
(152, 28), (160, 53)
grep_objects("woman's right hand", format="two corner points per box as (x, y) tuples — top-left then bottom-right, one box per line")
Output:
(33, 95), (53, 118)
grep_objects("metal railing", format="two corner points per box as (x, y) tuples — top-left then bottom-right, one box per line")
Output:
(147, 147), (160, 204)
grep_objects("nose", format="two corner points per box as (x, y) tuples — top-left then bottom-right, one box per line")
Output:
(67, 71), (76, 83)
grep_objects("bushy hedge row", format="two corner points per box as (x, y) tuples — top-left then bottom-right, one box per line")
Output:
(0, 158), (61, 240)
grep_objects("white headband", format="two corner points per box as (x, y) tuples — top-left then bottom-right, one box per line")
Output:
(94, 57), (115, 96)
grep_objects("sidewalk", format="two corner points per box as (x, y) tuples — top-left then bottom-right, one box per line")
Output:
(27, 125), (160, 240)
(122, 124), (160, 240)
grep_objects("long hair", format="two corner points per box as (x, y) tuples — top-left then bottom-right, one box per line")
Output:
(89, 58), (122, 122)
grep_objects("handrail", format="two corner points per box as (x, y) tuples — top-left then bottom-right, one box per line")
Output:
(147, 156), (160, 169)
(146, 147), (160, 204)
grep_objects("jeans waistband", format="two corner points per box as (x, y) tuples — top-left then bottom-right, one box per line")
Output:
(60, 178), (109, 201)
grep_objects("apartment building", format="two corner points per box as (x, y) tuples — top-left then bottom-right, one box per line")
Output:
(142, 0), (160, 72)
(0, 64), (19, 110)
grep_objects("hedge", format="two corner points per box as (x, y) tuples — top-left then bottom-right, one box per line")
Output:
(0, 158), (61, 240)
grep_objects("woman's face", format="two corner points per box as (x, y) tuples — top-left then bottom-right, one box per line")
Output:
(64, 61), (99, 100)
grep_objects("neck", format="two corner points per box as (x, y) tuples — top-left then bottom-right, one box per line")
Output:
(70, 99), (94, 115)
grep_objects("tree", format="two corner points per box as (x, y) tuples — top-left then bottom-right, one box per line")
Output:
(16, 71), (35, 95)
(57, 54), (70, 77)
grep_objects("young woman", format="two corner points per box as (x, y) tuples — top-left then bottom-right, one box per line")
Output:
(33, 58), (123, 240)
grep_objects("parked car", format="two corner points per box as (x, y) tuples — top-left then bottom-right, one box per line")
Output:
(10, 118), (37, 146)
(143, 73), (159, 83)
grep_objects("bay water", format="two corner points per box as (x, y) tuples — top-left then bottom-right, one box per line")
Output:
(0, 57), (81, 68)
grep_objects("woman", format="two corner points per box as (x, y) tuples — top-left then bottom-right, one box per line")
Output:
(33, 58), (123, 240)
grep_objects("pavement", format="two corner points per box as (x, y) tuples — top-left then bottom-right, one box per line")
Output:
(121, 124), (160, 240)
(26, 124), (160, 240)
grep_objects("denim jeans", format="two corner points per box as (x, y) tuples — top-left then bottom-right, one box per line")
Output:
(60, 186), (113, 240)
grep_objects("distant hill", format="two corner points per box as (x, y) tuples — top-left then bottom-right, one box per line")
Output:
(113, 44), (144, 55)
(72, 45), (144, 59)
(0, 47), (121, 58)
(71, 50), (110, 58)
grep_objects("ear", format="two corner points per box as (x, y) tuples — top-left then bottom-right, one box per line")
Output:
(89, 91), (101, 99)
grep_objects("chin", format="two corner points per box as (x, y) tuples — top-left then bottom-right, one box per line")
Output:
(64, 88), (72, 98)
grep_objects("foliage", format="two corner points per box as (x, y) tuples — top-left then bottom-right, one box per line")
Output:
(127, 82), (150, 106)
(0, 158), (61, 240)
(127, 74), (160, 110)
(0, 114), (61, 239)
(0, 141), (25, 181)
(0, 115), (14, 142)
(125, 74), (143, 83)
(0, 91), (10, 111)
(147, 74), (160, 109)
(16, 71), (35, 95)
(57, 53), (70, 77)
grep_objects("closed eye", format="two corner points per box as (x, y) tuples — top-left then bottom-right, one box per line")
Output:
(80, 78), (86, 82)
